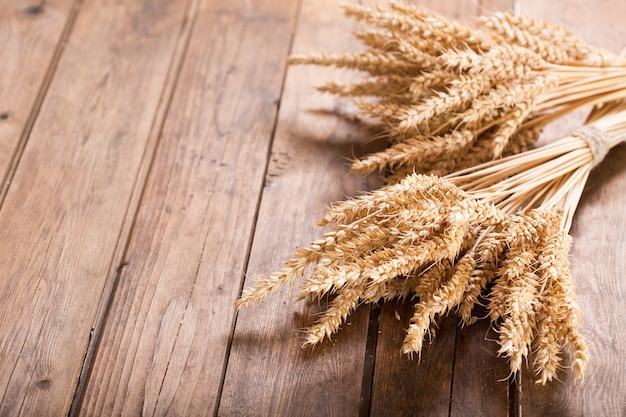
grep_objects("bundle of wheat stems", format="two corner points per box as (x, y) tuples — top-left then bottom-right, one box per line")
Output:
(289, 2), (626, 177)
(237, 3), (626, 384)
(448, 100), (626, 231)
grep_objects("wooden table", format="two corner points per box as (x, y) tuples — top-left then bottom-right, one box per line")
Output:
(1, 0), (624, 415)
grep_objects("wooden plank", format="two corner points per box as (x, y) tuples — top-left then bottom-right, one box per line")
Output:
(370, 303), (457, 417)
(0, 0), (192, 415)
(450, 308), (511, 417)
(75, 0), (300, 416)
(517, 1), (626, 415)
(367, 2), (514, 416)
(68, 0), (202, 414)
(0, 0), (77, 201)
(218, 1), (376, 415)
(479, 0), (517, 15)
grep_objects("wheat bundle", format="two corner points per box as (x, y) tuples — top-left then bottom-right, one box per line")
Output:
(237, 172), (584, 383)
(237, 3), (626, 384)
(289, 2), (626, 177)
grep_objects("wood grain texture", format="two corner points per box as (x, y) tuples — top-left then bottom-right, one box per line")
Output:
(218, 1), (376, 415)
(518, 1), (626, 415)
(479, 0), (517, 15)
(0, 0), (624, 415)
(370, 303), (457, 417)
(0, 0), (190, 415)
(75, 0), (300, 416)
(0, 0), (76, 200)
(68, 0), (201, 413)
(450, 309), (511, 417)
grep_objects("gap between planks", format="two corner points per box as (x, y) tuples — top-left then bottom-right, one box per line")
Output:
(358, 305), (380, 417)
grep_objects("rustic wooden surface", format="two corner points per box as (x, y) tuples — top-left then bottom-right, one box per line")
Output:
(0, 0), (624, 416)
(0, 0), (77, 202)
